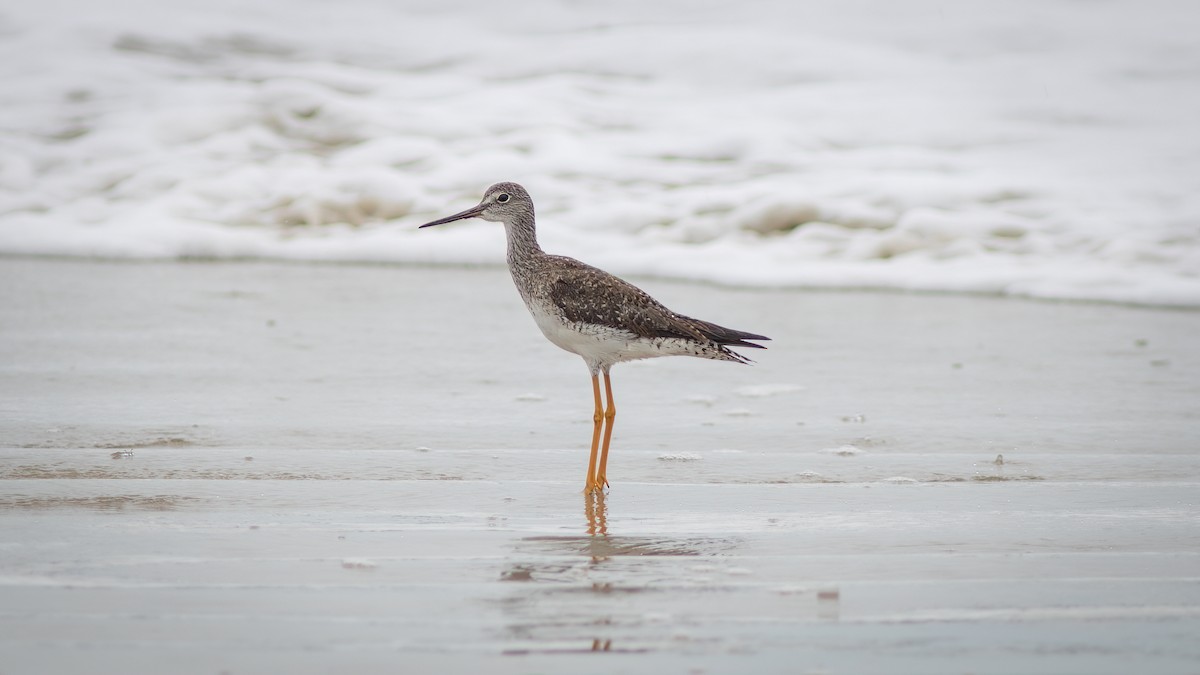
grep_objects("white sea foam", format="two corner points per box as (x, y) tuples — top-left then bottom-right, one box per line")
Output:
(658, 452), (702, 462)
(2, 0), (1198, 306)
(734, 384), (805, 398)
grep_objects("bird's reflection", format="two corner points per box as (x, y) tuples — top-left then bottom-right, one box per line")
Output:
(510, 493), (727, 562)
(497, 493), (835, 656)
(498, 492), (741, 655)
(584, 490), (607, 536)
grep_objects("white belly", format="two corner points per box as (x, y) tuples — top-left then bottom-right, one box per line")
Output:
(526, 302), (689, 370)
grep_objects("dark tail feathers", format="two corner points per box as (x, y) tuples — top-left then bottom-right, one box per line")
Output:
(687, 318), (770, 350)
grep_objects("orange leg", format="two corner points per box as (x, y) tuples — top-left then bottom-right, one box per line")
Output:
(595, 370), (616, 488)
(584, 373), (603, 493)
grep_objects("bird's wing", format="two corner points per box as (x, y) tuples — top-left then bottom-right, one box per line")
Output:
(545, 258), (709, 342)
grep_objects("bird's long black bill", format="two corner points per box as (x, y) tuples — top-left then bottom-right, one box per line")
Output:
(418, 204), (485, 228)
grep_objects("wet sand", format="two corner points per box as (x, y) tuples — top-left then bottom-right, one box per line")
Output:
(1, 258), (1198, 674)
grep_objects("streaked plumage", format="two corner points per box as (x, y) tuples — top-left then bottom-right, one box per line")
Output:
(419, 182), (769, 492)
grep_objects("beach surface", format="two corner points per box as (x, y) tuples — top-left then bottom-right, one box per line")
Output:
(1, 258), (1198, 673)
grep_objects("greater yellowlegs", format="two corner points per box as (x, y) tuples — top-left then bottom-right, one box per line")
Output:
(419, 182), (769, 493)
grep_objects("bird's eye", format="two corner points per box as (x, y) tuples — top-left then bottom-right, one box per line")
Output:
(496, 193), (510, 203)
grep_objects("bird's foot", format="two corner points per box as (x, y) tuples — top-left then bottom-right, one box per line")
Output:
(595, 474), (609, 490)
(583, 479), (602, 495)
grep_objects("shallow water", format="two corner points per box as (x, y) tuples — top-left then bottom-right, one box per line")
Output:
(1, 259), (1199, 673)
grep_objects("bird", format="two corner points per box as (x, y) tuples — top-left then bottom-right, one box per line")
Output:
(419, 182), (769, 493)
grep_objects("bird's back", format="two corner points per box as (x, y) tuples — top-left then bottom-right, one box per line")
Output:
(510, 253), (768, 369)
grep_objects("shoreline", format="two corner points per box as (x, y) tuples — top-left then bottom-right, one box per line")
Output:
(5, 253), (1200, 312)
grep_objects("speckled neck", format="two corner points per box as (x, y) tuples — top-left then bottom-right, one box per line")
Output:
(503, 210), (543, 268)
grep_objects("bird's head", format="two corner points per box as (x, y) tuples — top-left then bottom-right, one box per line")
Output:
(418, 182), (532, 228)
